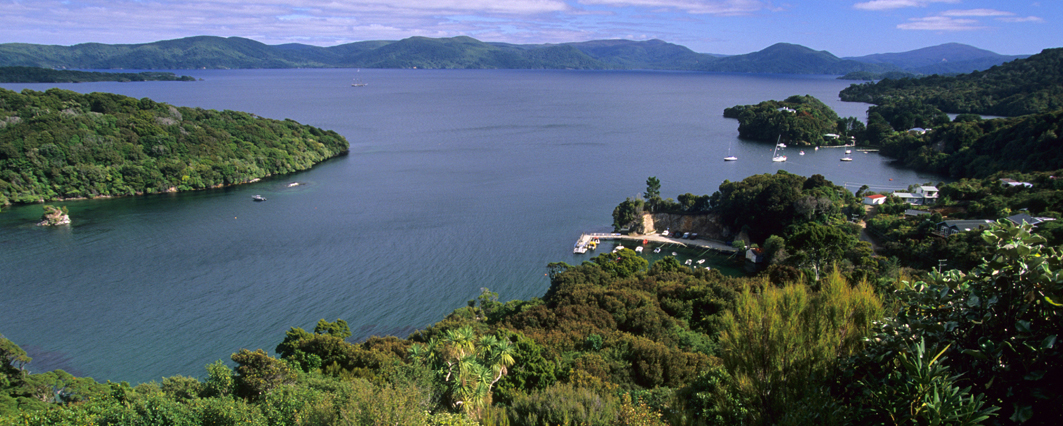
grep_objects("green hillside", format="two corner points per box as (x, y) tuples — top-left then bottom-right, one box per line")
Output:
(839, 47), (1063, 116)
(0, 88), (349, 206)
(701, 43), (895, 74)
(0, 36), (899, 74)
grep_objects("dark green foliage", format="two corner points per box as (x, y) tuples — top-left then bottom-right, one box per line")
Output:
(877, 109), (1063, 178)
(723, 95), (847, 146)
(698, 43), (893, 75)
(0, 66), (195, 83)
(0, 87), (348, 205)
(838, 221), (1062, 424)
(612, 197), (644, 232)
(868, 99), (950, 131)
(840, 47), (1063, 116)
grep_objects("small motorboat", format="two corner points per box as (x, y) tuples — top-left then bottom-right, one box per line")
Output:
(799, 151), (805, 155)
(653, 247), (661, 253)
(635, 246), (643, 253)
(252, 195), (266, 201)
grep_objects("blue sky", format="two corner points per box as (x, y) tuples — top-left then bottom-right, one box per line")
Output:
(0, 0), (1055, 56)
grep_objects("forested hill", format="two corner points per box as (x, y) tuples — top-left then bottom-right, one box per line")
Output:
(0, 35), (1016, 75)
(0, 88), (349, 206)
(839, 47), (1063, 116)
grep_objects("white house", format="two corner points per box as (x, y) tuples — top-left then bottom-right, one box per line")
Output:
(863, 194), (887, 205)
(894, 186), (938, 205)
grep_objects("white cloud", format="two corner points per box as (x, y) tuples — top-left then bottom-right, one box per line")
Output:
(940, 9), (1013, 17)
(998, 16), (1045, 23)
(853, 0), (958, 12)
(576, 0), (768, 15)
(897, 16), (984, 30)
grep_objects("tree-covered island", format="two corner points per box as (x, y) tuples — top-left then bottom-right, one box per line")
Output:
(0, 88), (349, 207)
(723, 95), (864, 147)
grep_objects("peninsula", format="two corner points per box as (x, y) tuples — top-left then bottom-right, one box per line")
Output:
(0, 67), (196, 83)
(0, 88), (349, 207)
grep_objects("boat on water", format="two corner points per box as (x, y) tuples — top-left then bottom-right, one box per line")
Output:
(684, 259), (693, 265)
(845, 149), (852, 154)
(252, 195), (266, 201)
(840, 157), (853, 162)
(653, 247), (661, 253)
(635, 246), (643, 253)
(724, 139), (738, 161)
(697, 259), (706, 264)
(287, 182), (300, 187)
(799, 151), (805, 155)
(612, 245), (624, 253)
(772, 135), (787, 162)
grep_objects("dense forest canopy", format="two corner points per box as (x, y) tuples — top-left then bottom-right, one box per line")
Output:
(0, 88), (349, 206)
(722, 95), (858, 146)
(876, 108), (1063, 178)
(0, 67), (196, 83)
(839, 47), (1063, 116)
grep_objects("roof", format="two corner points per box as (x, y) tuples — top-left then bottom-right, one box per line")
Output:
(939, 220), (993, 232)
(905, 209), (931, 216)
(919, 186), (938, 192)
(865, 194), (886, 199)
(1006, 213), (1054, 226)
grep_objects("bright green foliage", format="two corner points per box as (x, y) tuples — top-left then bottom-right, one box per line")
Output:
(0, 334), (31, 386)
(507, 382), (621, 426)
(231, 349), (295, 401)
(723, 95), (847, 146)
(313, 318), (351, 339)
(0, 87), (349, 205)
(718, 270), (883, 425)
(408, 326), (517, 419)
(202, 360), (234, 398)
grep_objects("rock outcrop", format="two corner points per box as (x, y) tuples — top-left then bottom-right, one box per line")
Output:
(38, 205), (70, 226)
(639, 212), (732, 240)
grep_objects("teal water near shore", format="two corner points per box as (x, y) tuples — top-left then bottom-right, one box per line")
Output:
(0, 69), (945, 383)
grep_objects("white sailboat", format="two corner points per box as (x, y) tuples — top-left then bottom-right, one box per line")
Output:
(724, 139), (737, 161)
(771, 136), (787, 162)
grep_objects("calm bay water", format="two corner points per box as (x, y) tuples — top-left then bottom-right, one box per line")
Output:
(1, 69), (944, 383)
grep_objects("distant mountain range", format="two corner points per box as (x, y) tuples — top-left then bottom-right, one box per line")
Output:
(0, 35), (1035, 75)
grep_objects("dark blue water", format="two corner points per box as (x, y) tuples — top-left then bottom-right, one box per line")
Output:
(0, 69), (944, 383)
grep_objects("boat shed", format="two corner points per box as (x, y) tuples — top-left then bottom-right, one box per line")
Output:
(863, 194), (887, 205)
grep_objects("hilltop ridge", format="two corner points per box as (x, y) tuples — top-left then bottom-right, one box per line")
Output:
(0, 36), (1036, 75)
